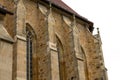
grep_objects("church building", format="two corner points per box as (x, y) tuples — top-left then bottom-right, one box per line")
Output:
(0, 0), (108, 80)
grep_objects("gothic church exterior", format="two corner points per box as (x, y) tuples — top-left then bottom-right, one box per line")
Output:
(0, 0), (108, 80)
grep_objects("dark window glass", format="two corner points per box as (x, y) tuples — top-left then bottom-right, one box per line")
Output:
(27, 28), (33, 80)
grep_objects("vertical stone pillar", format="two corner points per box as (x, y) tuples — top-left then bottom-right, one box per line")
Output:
(16, 0), (26, 36)
(15, 0), (27, 80)
(72, 16), (88, 80)
(72, 16), (81, 80)
(16, 38), (26, 80)
(62, 15), (79, 80)
(47, 6), (60, 80)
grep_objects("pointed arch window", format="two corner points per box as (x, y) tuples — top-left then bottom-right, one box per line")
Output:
(77, 46), (88, 80)
(26, 26), (36, 80)
(56, 36), (66, 80)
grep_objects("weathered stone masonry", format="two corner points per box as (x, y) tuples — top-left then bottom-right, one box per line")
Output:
(0, 0), (108, 80)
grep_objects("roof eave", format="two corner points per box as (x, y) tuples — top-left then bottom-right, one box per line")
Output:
(40, 0), (94, 32)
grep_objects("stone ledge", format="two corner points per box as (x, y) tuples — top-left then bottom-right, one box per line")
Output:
(0, 24), (14, 43)
(47, 41), (57, 51)
(16, 77), (26, 80)
(16, 35), (26, 42)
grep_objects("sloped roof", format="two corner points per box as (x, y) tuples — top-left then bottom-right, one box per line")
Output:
(47, 0), (80, 16)
(42, 0), (94, 31)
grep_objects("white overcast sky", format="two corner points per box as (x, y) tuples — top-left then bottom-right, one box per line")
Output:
(63, 0), (120, 80)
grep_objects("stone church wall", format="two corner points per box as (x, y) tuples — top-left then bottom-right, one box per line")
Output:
(77, 23), (105, 80)
(0, 1), (14, 79)
(0, 0), (107, 80)
(0, 0), (15, 37)
(0, 40), (13, 80)
(15, 0), (50, 80)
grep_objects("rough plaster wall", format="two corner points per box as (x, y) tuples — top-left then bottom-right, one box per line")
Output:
(0, 41), (13, 80)
(0, 0), (15, 37)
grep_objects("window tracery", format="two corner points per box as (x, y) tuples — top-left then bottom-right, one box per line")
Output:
(26, 26), (35, 80)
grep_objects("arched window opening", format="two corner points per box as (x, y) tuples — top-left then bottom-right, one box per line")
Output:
(56, 36), (66, 80)
(26, 25), (36, 80)
(77, 46), (88, 80)
(26, 27), (33, 80)
(81, 46), (88, 80)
